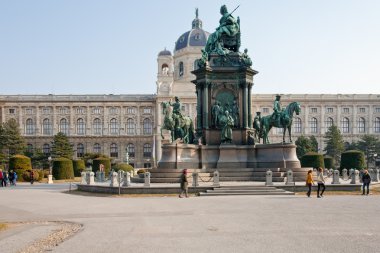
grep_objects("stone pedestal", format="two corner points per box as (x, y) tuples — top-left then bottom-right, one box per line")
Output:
(110, 172), (118, 187)
(47, 175), (53, 184)
(332, 170), (340, 184)
(123, 172), (131, 187)
(88, 172), (95, 185)
(254, 143), (301, 169)
(213, 170), (220, 187)
(217, 144), (242, 168)
(265, 170), (273, 186)
(81, 172), (87, 184)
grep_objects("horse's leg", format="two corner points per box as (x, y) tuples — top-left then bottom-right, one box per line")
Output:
(288, 126), (292, 143)
(283, 127), (286, 143)
(161, 126), (164, 140)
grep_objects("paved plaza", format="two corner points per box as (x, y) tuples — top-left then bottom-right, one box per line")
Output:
(1, 184), (380, 253)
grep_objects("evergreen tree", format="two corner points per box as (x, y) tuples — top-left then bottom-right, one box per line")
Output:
(324, 125), (345, 165)
(356, 135), (380, 166)
(0, 119), (26, 156)
(295, 135), (318, 159)
(51, 132), (74, 159)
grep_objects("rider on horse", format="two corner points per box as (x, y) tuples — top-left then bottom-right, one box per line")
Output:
(271, 94), (282, 126)
(169, 96), (183, 130)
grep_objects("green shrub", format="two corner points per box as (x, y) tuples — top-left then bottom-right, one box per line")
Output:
(9, 155), (32, 171)
(301, 152), (325, 168)
(323, 155), (335, 169)
(22, 169), (40, 182)
(92, 158), (111, 174)
(137, 169), (146, 174)
(72, 160), (85, 177)
(112, 163), (134, 173)
(52, 158), (74, 180)
(37, 169), (45, 180)
(14, 169), (26, 182)
(340, 150), (365, 171)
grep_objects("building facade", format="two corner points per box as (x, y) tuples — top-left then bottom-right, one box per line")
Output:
(1, 11), (379, 167)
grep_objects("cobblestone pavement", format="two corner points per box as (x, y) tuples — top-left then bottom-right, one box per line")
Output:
(1, 184), (380, 253)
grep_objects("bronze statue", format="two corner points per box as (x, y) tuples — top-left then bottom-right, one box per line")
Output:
(221, 110), (234, 144)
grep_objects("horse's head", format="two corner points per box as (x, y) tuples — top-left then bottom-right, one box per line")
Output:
(295, 102), (301, 115)
(287, 101), (301, 116)
(161, 101), (171, 115)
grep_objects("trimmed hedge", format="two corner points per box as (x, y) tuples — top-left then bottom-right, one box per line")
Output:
(301, 152), (325, 168)
(323, 156), (335, 169)
(112, 163), (134, 173)
(52, 158), (74, 180)
(92, 158), (111, 174)
(9, 155), (32, 171)
(73, 160), (85, 177)
(22, 169), (41, 182)
(340, 150), (365, 171)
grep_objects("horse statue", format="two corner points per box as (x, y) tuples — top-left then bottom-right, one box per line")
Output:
(160, 101), (195, 144)
(259, 102), (301, 144)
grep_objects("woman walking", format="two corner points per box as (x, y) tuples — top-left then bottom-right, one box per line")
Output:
(362, 169), (371, 195)
(317, 167), (326, 198)
(305, 170), (314, 197)
(179, 169), (189, 198)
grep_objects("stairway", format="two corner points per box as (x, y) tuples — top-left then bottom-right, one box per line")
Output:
(199, 185), (294, 196)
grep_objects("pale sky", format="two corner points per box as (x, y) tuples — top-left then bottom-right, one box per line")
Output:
(1, 0), (379, 95)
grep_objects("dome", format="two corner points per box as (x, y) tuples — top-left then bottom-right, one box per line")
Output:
(174, 9), (210, 52)
(158, 48), (172, 56)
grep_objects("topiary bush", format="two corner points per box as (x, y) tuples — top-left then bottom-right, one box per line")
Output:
(22, 169), (40, 182)
(92, 158), (111, 174)
(340, 150), (365, 171)
(9, 154), (32, 171)
(112, 163), (134, 173)
(72, 159), (85, 177)
(323, 155), (335, 169)
(52, 157), (74, 180)
(301, 152), (325, 168)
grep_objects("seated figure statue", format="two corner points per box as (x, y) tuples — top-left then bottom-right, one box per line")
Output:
(205, 5), (240, 56)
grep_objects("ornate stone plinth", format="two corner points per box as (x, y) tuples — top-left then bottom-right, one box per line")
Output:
(253, 143), (301, 169)
(158, 143), (200, 169)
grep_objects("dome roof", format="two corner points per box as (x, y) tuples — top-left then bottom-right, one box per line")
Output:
(174, 9), (209, 52)
(158, 48), (172, 56)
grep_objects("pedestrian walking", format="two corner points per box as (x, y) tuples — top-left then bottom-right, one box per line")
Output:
(179, 169), (189, 198)
(30, 170), (34, 185)
(12, 171), (17, 186)
(3, 171), (8, 187)
(9, 170), (14, 186)
(362, 169), (371, 195)
(305, 170), (314, 197)
(317, 167), (326, 198)
(0, 169), (4, 187)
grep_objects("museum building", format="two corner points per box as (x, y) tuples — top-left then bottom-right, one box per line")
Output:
(0, 12), (379, 167)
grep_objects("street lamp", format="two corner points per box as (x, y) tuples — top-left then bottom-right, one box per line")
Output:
(47, 156), (53, 184)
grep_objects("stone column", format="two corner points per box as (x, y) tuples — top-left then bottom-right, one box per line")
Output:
(332, 170), (340, 184)
(196, 88), (202, 131)
(248, 84), (252, 128)
(203, 84), (209, 128)
(213, 170), (220, 187)
(266, 170), (273, 186)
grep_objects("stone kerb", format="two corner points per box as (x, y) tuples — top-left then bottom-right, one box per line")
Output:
(332, 170), (340, 184)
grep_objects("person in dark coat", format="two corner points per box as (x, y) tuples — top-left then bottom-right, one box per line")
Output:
(179, 169), (189, 198)
(8, 170), (14, 186)
(362, 169), (371, 195)
(30, 170), (34, 185)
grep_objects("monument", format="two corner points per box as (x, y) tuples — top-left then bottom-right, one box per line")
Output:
(154, 5), (308, 182)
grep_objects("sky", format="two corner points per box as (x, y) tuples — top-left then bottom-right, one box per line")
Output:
(0, 0), (379, 95)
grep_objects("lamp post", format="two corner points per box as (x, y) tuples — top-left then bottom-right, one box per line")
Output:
(47, 156), (53, 184)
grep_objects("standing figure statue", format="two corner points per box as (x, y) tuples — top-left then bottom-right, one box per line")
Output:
(231, 99), (239, 127)
(205, 5), (240, 55)
(221, 111), (234, 144)
(211, 100), (221, 128)
(272, 95), (282, 126)
(253, 111), (261, 143)
(241, 48), (252, 67)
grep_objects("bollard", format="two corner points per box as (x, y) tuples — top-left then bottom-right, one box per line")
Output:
(213, 170), (220, 187)
(286, 170), (294, 186)
(95, 171), (101, 182)
(100, 171), (105, 182)
(192, 172), (199, 187)
(123, 172), (131, 187)
(349, 169), (354, 179)
(329, 169), (333, 177)
(81, 172), (87, 184)
(323, 169), (327, 176)
(374, 169), (379, 182)
(144, 172), (150, 187)
(89, 172), (95, 185)
(342, 168), (348, 180)
(359, 169), (364, 183)
(351, 170), (359, 184)
(110, 172), (118, 187)
(368, 169), (375, 182)
(332, 170), (340, 184)
(266, 170), (273, 186)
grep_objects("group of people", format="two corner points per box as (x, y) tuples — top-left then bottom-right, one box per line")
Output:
(306, 167), (373, 197)
(0, 169), (17, 187)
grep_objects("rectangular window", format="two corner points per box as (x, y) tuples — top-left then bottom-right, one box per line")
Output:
(109, 107), (118, 114)
(262, 108), (269, 113)
(310, 108), (317, 113)
(76, 107), (85, 114)
(343, 108), (349, 113)
(26, 108), (33, 114)
(9, 108), (15, 114)
(359, 108), (365, 113)
(326, 107), (333, 113)
(143, 107), (151, 114)
(375, 107), (380, 113)
(127, 107), (136, 114)
(93, 107), (101, 114)
(42, 107), (51, 114)
(144, 163), (151, 168)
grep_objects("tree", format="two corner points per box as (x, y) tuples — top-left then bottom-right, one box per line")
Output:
(0, 119), (26, 157)
(356, 135), (380, 167)
(51, 132), (74, 159)
(26, 148), (47, 169)
(295, 135), (318, 159)
(324, 125), (345, 165)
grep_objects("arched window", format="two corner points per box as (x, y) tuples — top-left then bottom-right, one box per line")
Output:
(310, 117), (318, 133)
(43, 143), (50, 155)
(179, 61), (184, 77)
(127, 143), (135, 158)
(26, 118), (35, 135)
(93, 118), (102, 135)
(342, 117), (350, 133)
(127, 118), (135, 135)
(59, 118), (69, 135)
(110, 118), (118, 134)
(43, 118), (52, 135)
(143, 143), (152, 158)
(26, 144), (33, 153)
(375, 117), (380, 133)
(161, 63), (169, 75)
(358, 117), (366, 133)
(77, 143), (84, 157)
(77, 118), (85, 135)
(110, 143), (118, 158)
(93, 143), (101, 154)
(294, 117), (302, 133)
(325, 117), (334, 131)
(143, 118), (152, 135)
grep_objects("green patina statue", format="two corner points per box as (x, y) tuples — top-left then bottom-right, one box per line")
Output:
(205, 5), (241, 56)
(220, 110), (234, 144)
(258, 99), (301, 144)
(160, 98), (195, 144)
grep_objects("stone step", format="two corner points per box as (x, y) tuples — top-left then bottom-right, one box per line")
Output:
(219, 177), (285, 182)
(212, 186), (278, 191)
(208, 189), (285, 193)
(199, 191), (294, 196)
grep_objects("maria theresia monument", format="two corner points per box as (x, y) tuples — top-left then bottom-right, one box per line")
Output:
(156, 5), (307, 182)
